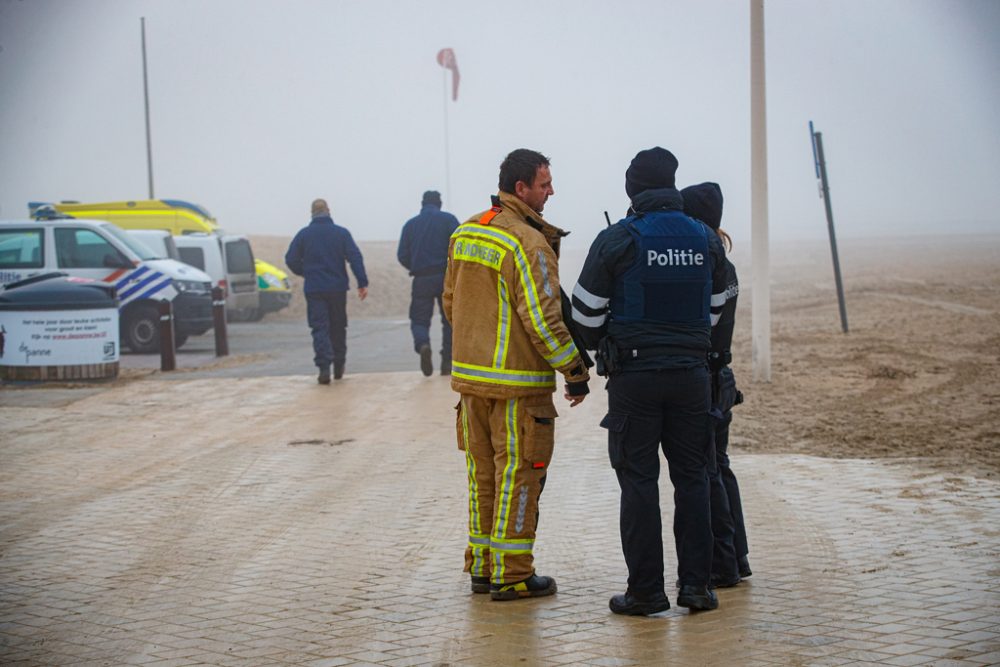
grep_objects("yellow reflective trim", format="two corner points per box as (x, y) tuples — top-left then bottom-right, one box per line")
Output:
(494, 276), (510, 368)
(493, 398), (520, 581)
(462, 401), (481, 535)
(452, 361), (555, 388)
(459, 227), (560, 354)
(453, 236), (506, 270)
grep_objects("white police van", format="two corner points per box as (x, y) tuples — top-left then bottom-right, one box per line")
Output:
(0, 217), (214, 353)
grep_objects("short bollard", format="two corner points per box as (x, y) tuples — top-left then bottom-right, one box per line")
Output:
(212, 286), (229, 357)
(158, 299), (176, 371)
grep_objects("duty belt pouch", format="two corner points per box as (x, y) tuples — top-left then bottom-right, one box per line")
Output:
(595, 336), (619, 377)
(713, 367), (739, 413)
(599, 412), (628, 469)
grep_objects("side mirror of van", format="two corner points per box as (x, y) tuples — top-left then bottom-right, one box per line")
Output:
(103, 253), (134, 269)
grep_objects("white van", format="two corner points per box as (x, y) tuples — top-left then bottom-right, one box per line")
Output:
(125, 229), (182, 262)
(0, 218), (214, 353)
(173, 233), (259, 320)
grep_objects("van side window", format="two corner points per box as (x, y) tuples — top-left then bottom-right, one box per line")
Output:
(178, 247), (206, 271)
(0, 230), (44, 269)
(55, 228), (124, 268)
(225, 239), (255, 273)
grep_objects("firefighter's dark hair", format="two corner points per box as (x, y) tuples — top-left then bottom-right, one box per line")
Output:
(498, 149), (550, 194)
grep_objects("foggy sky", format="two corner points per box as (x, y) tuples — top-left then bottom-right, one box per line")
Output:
(1, 0), (998, 249)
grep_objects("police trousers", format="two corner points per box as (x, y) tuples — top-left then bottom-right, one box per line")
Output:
(603, 365), (714, 596)
(710, 407), (745, 580)
(456, 393), (558, 585)
(709, 365), (748, 579)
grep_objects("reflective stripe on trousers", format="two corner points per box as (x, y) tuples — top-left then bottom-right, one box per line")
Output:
(459, 393), (552, 584)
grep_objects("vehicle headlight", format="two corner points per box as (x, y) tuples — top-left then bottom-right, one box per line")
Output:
(174, 279), (207, 293)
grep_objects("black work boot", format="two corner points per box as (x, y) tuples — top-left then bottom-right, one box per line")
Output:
(609, 590), (670, 616)
(418, 344), (433, 376)
(333, 362), (344, 380)
(490, 574), (557, 601)
(470, 576), (490, 594)
(676, 584), (719, 611)
(440, 357), (451, 376)
(317, 366), (331, 385)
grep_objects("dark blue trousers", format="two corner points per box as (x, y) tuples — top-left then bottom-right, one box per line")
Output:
(604, 365), (714, 597)
(409, 273), (451, 359)
(306, 290), (347, 369)
(710, 407), (748, 571)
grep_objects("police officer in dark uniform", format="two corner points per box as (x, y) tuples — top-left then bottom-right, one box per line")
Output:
(682, 182), (752, 587)
(571, 147), (728, 615)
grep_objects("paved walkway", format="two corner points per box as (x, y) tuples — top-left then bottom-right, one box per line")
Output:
(1, 372), (998, 666)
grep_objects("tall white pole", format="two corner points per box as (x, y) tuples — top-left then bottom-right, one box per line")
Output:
(442, 71), (451, 207)
(141, 17), (154, 200)
(750, 0), (771, 382)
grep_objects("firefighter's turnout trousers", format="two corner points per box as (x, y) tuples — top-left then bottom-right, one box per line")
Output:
(457, 393), (557, 585)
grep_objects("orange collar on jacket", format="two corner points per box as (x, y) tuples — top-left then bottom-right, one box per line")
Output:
(478, 194), (503, 226)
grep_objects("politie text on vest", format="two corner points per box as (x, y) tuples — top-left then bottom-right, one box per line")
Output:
(647, 248), (705, 267)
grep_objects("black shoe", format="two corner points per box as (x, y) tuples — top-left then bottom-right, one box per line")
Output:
(317, 367), (331, 384)
(440, 358), (451, 376)
(418, 344), (433, 376)
(333, 363), (344, 380)
(710, 573), (742, 588)
(470, 576), (490, 594)
(738, 556), (752, 578)
(490, 574), (557, 601)
(676, 584), (719, 611)
(609, 591), (670, 616)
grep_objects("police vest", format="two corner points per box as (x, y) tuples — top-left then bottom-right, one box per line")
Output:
(611, 211), (712, 326)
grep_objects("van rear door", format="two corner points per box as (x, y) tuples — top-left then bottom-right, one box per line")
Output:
(221, 236), (259, 316)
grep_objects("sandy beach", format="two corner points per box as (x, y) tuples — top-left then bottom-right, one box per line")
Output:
(250, 232), (1000, 478)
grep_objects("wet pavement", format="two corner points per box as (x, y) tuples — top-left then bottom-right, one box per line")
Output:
(2, 358), (999, 666)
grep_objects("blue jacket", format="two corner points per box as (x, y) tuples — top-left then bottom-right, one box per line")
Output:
(397, 205), (459, 276)
(285, 215), (368, 293)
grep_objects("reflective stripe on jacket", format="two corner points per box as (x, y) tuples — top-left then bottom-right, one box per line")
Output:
(443, 192), (589, 399)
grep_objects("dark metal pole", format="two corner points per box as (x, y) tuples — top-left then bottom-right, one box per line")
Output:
(812, 128), (849, 333)
(141, 17), (155, 199)
(212, 286), (229, 357)
(158, 299), (175, 371)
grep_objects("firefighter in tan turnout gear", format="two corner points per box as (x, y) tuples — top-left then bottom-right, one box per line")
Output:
(443, 149), (590, 601)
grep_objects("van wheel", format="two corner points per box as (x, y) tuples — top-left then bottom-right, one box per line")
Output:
(123, 305), (161, 353)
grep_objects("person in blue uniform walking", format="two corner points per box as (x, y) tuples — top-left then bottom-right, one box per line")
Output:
(397, 190), (460, 376)
(571, 147), (728, 615)
(285, 198), (368, 384)
(681, 182), (752, 587)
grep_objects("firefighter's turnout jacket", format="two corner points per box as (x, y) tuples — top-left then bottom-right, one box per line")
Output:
(443, 192), (589, 397)
(443, 192), (588, 585)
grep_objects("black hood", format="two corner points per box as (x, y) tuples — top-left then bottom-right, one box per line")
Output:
(681, 182), (723, 229)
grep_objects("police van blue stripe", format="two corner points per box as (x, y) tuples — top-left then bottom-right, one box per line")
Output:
(119, 271), (168, 301)
(114, 266), (148, 290)
(133, 276), (173, 302)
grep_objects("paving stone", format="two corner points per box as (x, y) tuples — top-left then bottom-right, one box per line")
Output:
(1, 373), (998, 665)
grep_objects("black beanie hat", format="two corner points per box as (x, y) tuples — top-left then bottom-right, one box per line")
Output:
(422, 190), (442, 206)
(681, 182), (724, 230)
(625, 147), (679, 198)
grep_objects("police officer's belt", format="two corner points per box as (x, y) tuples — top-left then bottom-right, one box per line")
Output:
(618, 345), (705, 360)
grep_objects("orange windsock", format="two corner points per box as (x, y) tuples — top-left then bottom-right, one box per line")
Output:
(436, 48), (460, 101)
